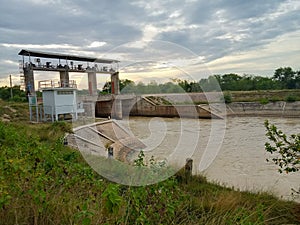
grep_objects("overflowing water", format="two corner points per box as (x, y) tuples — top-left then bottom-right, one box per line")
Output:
(119, 116), (300, 201)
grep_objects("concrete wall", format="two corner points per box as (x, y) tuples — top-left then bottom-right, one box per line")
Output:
(227, 101), (300, 117)
(95, 99), (300, 119)
(95, 96), (213, 118)
(145, 92), (222, 104)
(95, 94), (300, 118)
(95, 100), (113, 117)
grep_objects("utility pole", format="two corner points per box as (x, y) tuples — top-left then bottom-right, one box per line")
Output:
(9, 74), (13, 99)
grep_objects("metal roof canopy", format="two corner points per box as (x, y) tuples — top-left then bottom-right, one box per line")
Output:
(18, 49), (120, 64)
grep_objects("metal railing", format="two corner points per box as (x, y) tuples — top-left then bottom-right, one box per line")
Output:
(23, 61), (118, 73)
(38, 80), (77, 89)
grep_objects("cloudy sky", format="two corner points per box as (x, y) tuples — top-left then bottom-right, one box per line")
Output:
(0, 0), (300, 88)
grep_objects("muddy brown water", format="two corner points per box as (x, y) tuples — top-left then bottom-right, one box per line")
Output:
(118, 116), (300, 201)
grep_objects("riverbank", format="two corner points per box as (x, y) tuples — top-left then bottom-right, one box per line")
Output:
(0, 101), (299, 224)
(157, 89), (300, 103)
(0, 121), (299, 224)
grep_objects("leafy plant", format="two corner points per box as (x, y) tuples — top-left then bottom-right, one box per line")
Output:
(133, 150), (146, 167)
(260, 98), (269, 104)
(102, 184), (123, 214)
(264, 120), (300, 174)
(223, 92), (232, 103)
(265, 120), (300, 195)
(285, 95), (297, 102)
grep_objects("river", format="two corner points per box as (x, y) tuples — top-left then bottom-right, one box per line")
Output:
(119, 116), (300, 202)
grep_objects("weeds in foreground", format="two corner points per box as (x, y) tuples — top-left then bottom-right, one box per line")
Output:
(0, 121), (299, 224)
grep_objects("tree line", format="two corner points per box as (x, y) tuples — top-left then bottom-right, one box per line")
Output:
(0, 85), (27, 102)
(101, 67), (300, 94)
(1, 67), (299, 101)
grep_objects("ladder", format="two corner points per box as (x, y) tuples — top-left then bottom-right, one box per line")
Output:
(19, 60), (25, 90)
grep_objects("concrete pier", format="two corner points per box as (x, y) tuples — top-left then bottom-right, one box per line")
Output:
(24, 66), (35, 94)
(59, 70), (70, 87)
(111, 72), (120, 95)
(111, 72), (123, 119)
(88, 71), (97, 96)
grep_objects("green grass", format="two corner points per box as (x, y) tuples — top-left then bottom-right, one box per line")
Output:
(0, 100), (29, 122)
(0, 100), (299, 224)
(143, 90), (300, 105)
(229, 89), (300, 103)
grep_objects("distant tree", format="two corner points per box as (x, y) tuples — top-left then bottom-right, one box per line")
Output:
(295, 70), (300, 89)
(190, 82), (201, 92)
(161, 82), (184, 93)
(0, 85), (26, 102)
(98, 67), (300, 96)
(238, 75), (255, 91)
(273, 67), (296, 89)
(119, 79), (134, 91)
(220, 73), (242, 91)
(135, 81), (146, 94)
(0, 86), (11, 100)
(253, 76), (278, 90)
(199, 75), (221, 92)
(101, 81), (112, 94)
(177, 79), (191, 92)
(172, 78), (201, 93)
(101, 79), (135, 94)
(146, 80), (160, 94)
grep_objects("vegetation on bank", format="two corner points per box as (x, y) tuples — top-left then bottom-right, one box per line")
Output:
(222, 89), (300, 104)
(0, 101), (299, 224)
(0, 85), (27, 102)
(100, 67), (300, 94)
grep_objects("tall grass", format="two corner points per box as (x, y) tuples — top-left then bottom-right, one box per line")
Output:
(0, 101), (299, 224)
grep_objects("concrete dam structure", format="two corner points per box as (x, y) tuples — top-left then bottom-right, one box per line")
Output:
(226, 101), (300, 117)
(95, 95), (223, 119)
(95, 93), (300, 119)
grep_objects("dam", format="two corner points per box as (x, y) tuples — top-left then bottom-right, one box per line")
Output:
(95, 92), (300, 119)
(18, 49), (123, 121)
(95, 94), (223, 119)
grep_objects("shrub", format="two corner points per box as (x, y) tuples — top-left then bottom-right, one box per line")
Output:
(223, 92), (232, 103)
(269, 96), (281, 102)
(260, 98), (269, 104)
(285, 95), (297, 102)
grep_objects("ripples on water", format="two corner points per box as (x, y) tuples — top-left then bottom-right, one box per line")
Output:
(120, 116), (300, 201)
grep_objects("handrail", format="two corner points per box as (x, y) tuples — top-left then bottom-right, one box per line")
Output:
(38, 80), (77, 89)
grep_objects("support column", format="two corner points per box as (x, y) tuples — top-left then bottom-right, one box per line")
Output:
(59, 70), (69, 87)
(88, 71), (97, 96)
(24, 67), (35, 94)
(111, 72), (120, 95)
(111, 72), (122, 119)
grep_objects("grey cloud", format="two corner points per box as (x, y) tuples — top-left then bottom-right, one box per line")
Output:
(0, 0), (143, 45)
(0, 0), (300, 81)
(217, 0), (283, 20)
(155, 0), (300, 62)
